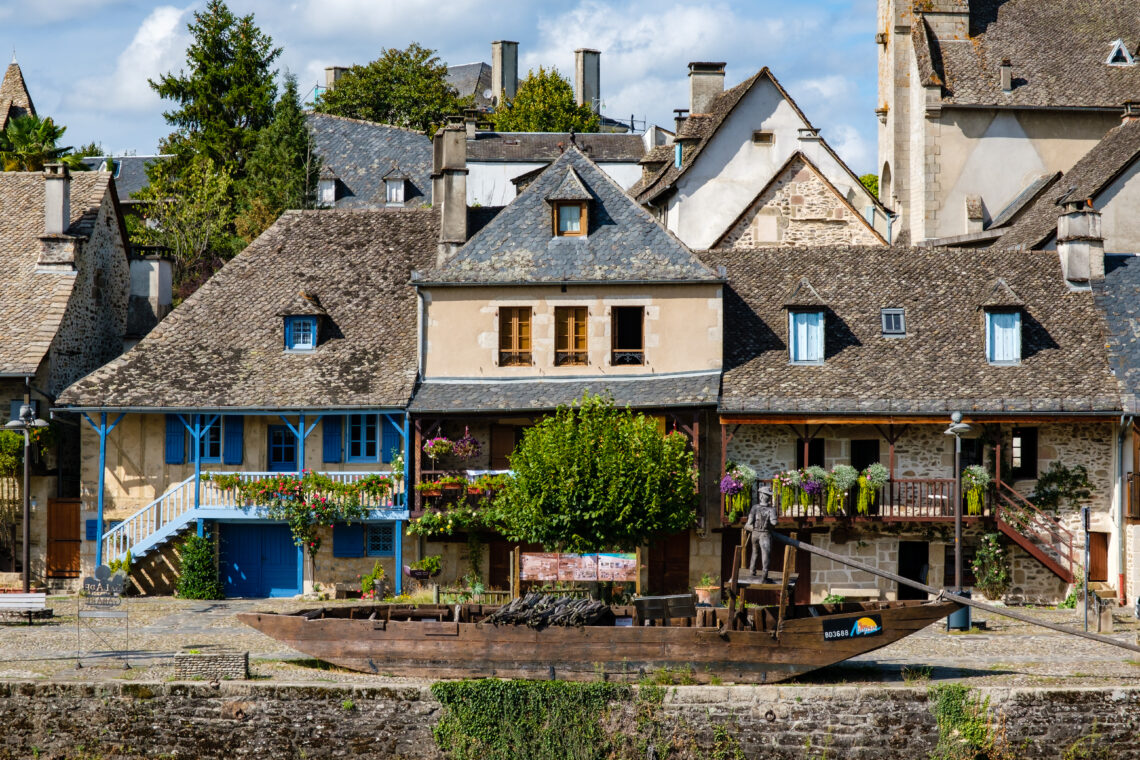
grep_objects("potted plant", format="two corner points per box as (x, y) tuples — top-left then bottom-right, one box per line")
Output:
(694, 573), (721, 606)
(422, 436), (453, 462)
(962, 465), (991, 516)
(800, 466), (827, 508)
(720, 471), (744, 521)
(773, 469), (800, 512)
(407, 554), (443, 581)
(438, 475), (468, 493)
(826, 465), (858, 515)
(451, 427), (482, 460)
(416, 480), (443, 498)
(857, 463), (889, 515)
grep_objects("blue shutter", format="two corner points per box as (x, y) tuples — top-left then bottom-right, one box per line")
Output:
(223, 416), (244, 465)
(987, 312), (1021, 363)
(164, 414), (185, 464)
(86, 519), (97, 541)
(381, 416), (400, 464)
(323, 415), (343, 463)
(332, 522), (364, 558)
(283, 317), (294, 349)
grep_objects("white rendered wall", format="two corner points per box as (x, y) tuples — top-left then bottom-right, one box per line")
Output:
(468, 161), (643, 206)
(1098, 159), (1140, 254)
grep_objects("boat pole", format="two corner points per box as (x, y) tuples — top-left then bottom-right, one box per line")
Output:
(770, 532), (1140, 655)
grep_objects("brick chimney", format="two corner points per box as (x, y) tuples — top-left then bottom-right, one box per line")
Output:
(1000, 59), (1013, 93)
(433, 122), (468, 262)
(1057, 199), (1104, 285)
(574, 48), (600, 114)
(689, 62), (726, 115)
(491, 41), (518, 105)
(43, 163), (70, 235)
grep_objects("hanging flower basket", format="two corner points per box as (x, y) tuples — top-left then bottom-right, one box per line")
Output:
(451, 427), (482, 460)
(422, 436), (453, 460)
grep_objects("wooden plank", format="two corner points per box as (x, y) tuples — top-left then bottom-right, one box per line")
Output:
(775, 544), (796, 632)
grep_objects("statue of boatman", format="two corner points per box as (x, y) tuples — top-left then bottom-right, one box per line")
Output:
(744, 484), (779, 582)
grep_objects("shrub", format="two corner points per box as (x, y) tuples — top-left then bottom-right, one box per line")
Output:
(176, 533), (224, 600)
(971, 533), (1011, 601)
(1031, 462), (1093, 512)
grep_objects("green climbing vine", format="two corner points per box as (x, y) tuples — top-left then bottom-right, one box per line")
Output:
(929, 684), (1019, 760)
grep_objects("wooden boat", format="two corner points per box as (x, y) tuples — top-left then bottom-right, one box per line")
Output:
(237, 597), (959, 684)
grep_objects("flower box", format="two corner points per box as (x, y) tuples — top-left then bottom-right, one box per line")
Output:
(466, 487), (485, 497)
(441, 482), (464, 491)
(420, 487), (442, 497)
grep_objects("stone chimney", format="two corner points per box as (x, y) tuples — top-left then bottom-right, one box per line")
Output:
(464, 108), (479, 140)
(1057, 199), (1104, 285)
(965, 195), (984, 233)
(433, 123), (468, 262)
(324, 66), (349, 90)
(689, 62), (726, 115)
(491, 41), (518, 105)
(1124, 101), (1140, 122)
(1000, 59), (1013, 93)
(126, 252), (173, 341)
(43, 163), (70, 235)
(574, 48), (600, 113)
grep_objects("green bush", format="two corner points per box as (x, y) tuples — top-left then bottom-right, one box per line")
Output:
(1030, 462), (1092, 512)
(176, 533), (224, 600)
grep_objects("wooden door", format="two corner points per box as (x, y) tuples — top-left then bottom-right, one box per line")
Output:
(648, 530), (690, 594)
(490, 425), (519, 470)
(46, 498), (81, 578)
(1088, 532), (1109, 583)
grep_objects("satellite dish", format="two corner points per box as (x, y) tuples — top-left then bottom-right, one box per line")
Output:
(482, 88), (493, 99)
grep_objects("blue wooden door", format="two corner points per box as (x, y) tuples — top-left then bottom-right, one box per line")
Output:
(267, 425), (297, 472)
(220, 523), (300, 598)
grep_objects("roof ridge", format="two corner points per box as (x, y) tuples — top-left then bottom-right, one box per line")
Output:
(304, 110), (427, 135)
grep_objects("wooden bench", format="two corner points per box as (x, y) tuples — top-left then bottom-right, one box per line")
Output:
(0, 592), (51, 624)
(828, 587), (881, 602)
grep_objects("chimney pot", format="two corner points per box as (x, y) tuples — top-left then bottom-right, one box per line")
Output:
(491, 41), (519, 105)
(688, 61), (726, 114)
(464, 108), (478, 140)
(1057, 199), (1104, 284)
(574, 48), (601, 114)
(1000, 58), (1013, 93)
(1124, 101), (1140, 122)
(43, 163), (70, 235)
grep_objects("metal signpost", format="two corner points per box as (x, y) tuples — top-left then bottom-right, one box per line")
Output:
(76, 565), (130, 669)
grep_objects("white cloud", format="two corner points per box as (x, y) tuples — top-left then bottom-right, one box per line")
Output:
(797, 75), (850, 102)
(73, 5), (192, 114)
(827, 123), (872, 176)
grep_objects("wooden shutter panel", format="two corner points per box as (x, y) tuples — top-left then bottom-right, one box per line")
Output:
(381, 416), (401, 464)
(332, 522), (364, 558)
(323, 415), (343, 463)
(222, 416), (244, 465)
(283, 317), (293, 348)
(164, 414), (185, 464)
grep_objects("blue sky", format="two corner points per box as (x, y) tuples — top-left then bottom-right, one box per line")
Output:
(0, 0), (880, 173)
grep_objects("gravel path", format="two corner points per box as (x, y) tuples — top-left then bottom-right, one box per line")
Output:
(1, 596), (1137, 687)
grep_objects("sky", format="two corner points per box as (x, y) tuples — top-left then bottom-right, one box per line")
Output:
(0, 0), (880, 174)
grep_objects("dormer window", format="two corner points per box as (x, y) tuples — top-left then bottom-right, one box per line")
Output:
(545, 167), (593, 238)
(556, 202), (585, 236)
(985, 310), (1021, 365)
(881, 308), (906, 337)
(285, 316), (317, 351)
(1107, 39), (1135, 67)
(788, 311), (824, 364)
(317, 177), (337, 207)
(383, 167), (408, 206)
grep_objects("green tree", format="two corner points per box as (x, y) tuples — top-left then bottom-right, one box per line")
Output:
(494, 393), (697, 552)
(859, 173), (879, 199)
(315, 42), (467, 133)
(492, 67), (600, 133)
(236, 74), (321, 242)
(0, 114), (89, 171)
(128, 155), (239, 299)
(149, 0), (281, 177)
(176, 533), (224, 599)
(73, 141), (105, 158)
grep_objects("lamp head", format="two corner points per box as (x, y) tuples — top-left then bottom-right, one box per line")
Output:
(950, 411), (963, 424)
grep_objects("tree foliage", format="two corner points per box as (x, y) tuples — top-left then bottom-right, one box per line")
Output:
(149, 0), (281, 177)
(1030, 462), (1093, 512)
(859, 173), (879, 199)
(315, 42), (467, 134)
(492, 67), (600, 133)
(176, 533), (224, 599)
(494, 394), (697, 552)
(235, 74), (321, 242)
(0, 114), (88, 171)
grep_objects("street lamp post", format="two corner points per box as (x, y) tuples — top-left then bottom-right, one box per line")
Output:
(4, 403), (50, 593)
(944, 412), (972, 593)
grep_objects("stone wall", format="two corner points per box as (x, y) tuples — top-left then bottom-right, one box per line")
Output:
(717, 154), (884, 248)
(173, 651), (248, 681)
(1, 680), (1138, 760)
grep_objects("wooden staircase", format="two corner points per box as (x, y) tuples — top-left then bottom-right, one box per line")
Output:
(994, 479), (1075, 583)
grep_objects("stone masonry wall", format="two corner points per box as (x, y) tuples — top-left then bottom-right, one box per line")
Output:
(717, 154), (883, 248)
(173, 651), (249, 681)
(2, 680), (1139, 760)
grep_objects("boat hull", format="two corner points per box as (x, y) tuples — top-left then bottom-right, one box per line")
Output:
(238, 600), (958, 684)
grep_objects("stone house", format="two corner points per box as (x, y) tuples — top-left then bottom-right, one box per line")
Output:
(56, 210), (441, 596)
(878, 0), (1140, 244)
(408, 127), (722, 590)
(632, 64), (890, 249)
(700, 239), (1122, 604)
(0, 167), (131, 587)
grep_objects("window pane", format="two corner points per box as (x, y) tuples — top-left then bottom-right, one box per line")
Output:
(199, 418), (222, 460)
(289, 317), (315, 350)
(555, 307), (588, 365)
(611, 307), (644, 365)
(790, 311), (823, 362)
(349, 414), (378, 461)
(988, 312), (1020, 363)
(367, 523), (395, 556)
(558, 204), (581, 233)
(499, 307), (532, 366)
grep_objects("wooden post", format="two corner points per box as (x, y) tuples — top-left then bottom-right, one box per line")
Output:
(775, 544), (797, 634)
(509, 548), (517, 599)
(635, 546), (642, 596)
(413, 419), (423, 513)
(726, 545), (741, 631)
(514, 546), (521, 599)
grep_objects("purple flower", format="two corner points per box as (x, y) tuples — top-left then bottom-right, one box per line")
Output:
(720, 474), (743, 496)
(801, 479), (824, 496)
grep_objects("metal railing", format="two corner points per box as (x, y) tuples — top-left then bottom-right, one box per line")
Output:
(201, 471), (403, 509)
(754, 478), (988, 521)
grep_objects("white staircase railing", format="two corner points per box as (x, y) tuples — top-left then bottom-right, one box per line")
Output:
(102, 475), (197, 564)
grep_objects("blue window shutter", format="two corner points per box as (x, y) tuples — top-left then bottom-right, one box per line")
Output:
(381, 417), (400, 464)
(86, 519), (97, 541)
(284, 317), (294, 349)
(9, 400), (20, 421)
(323, 415), (343, 463)
(164, 414), (185, 464)
(223, 416), (244, 465)
(332, 522), (364, 558)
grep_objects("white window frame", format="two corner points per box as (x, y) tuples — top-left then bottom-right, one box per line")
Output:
(880, 308), (906, 337)
(788, 311), (824, 365)
(385, 178), (405, 205)
(985, 310), (1021, 365)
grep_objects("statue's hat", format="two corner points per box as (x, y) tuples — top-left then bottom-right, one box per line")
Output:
(758, 484), (773, 497)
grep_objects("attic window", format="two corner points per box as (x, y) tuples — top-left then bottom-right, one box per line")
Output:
(751, 131), (774, 145)
(788, 311), (824, 364)
(317, 178), (337, 207)
(985, 310), (1021, 365)
(881, 308), (906, 337)
(1107, 39), (1135, 67)
(385, 178), (405, 205)
(285, 316), (317, 351)
(555, 202), (586, 236)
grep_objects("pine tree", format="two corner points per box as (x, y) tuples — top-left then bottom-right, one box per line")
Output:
(236, 75), (321, 243)
(492, 67), (600, 133)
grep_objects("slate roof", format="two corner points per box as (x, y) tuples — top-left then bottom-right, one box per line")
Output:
(409, 372), (720, 413)
(703, 245), (1119, 415)
(0, 62), (34, 129)
(57, 209), (439, 410)
(446, 62), (494, 109)
(307, 113), (432, 209)
(79, 155), (171, 203)
(466, 132), (645, 162)
(414, 145), (719, 285)
(0, 172), (113, 376)
(993, 118), (1140, 250)
(918, 0), (1140, 109)
(1094, 255), (1140, 413)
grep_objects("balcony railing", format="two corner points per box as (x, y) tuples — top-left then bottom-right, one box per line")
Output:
(414, 469), (510, 515)
(740, 478), (992, 522)
(202, 471), (404, 509)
